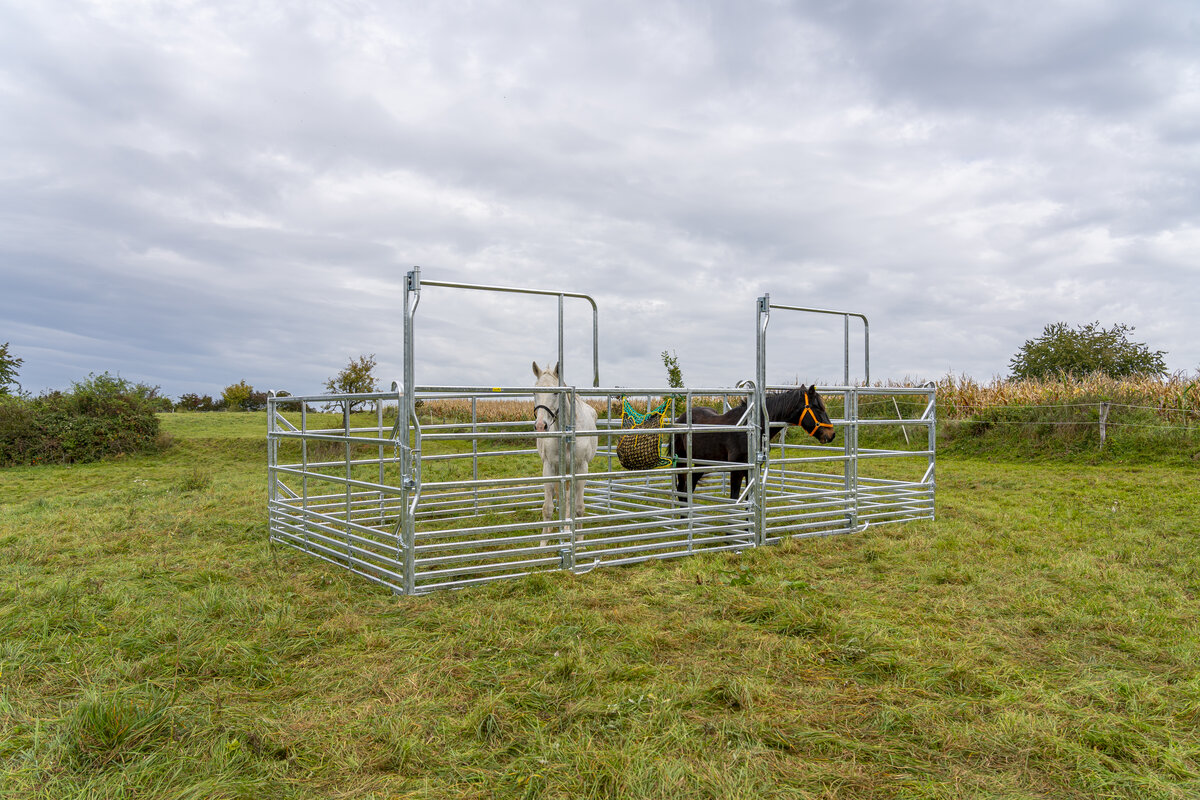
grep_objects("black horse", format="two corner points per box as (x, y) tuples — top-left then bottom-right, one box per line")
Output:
(674, 385), (836, 500)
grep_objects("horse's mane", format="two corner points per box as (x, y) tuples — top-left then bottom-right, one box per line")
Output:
(766, 387), (812, 421)
(720, 386), (812, 421)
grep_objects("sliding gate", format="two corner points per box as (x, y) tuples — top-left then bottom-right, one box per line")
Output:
(267, 271), (936, 595)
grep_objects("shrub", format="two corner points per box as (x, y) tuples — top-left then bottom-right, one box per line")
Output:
(0, 394), (39, 463)
(0, 373), (164, 467)
(176, 393), (219, 412)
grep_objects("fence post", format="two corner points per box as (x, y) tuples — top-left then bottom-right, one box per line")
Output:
(893, 396), (911, 446)
(1099, 402), (1110, 448)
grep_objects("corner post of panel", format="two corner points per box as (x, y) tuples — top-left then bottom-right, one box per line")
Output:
(399, 267), (421, 594)
(588, 296), (600, 388)
(927, 384), (937, 520)
(861, 315), (870, 386)
(563, 383), (577, 571)
(267, 391), (278, 543)
(753, 295), (771, 547)
(557, 293), (565, 384)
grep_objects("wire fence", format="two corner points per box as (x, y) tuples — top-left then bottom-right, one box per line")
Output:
(935, 399), (1199, 447)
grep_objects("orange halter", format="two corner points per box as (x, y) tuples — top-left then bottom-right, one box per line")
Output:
(799, 395), (834, 438)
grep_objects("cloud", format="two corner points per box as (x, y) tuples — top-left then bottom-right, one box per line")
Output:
(1, 0), (1198, 400)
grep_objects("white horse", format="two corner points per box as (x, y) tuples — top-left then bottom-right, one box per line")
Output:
(532, 361), (598, 539)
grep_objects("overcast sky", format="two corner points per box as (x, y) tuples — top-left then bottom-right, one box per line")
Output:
(2, 0), (1197, 399)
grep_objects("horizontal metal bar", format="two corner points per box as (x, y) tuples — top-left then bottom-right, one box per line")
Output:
(271, 537), (405, 594)
(270, 390), (402, 404)
(269, 505), (400, 552)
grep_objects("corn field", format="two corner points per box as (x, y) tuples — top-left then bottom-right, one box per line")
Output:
(933, 372), (1200, 419)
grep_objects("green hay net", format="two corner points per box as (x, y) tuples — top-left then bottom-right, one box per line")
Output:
(617, 397), (675, 470)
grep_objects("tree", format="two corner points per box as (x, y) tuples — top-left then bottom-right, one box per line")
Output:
(661, 349), (685, 408)
(176, 393), (218, 412)
(0, 342), (22, 395)
(325, 354), (379, 411)
(222, 380), (255, 411)
(1008, 322), (1167, 381)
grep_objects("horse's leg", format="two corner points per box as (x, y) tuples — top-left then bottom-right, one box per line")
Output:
(676, 469), (704, 502)
(676, 470), (700, 501)
(573, 458), (588, 519)
(730, 469), (746, 500)
(542, 460), (557, 521)
(573, 473), (587, 535)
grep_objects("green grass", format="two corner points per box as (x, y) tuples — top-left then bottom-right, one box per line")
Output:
(1, 412), (1198, 798)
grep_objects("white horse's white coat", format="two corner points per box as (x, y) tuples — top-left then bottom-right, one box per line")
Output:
(532, 362), (598, 535)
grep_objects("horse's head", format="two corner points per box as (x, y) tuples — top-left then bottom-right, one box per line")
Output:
(798, 384), (836, 444)
(531, 361), (562, 433)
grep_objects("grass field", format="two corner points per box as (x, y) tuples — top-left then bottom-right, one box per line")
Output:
(1, 411), (1198, 799)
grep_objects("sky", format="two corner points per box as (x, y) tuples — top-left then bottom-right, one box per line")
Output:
(2, 0), (1198, 400)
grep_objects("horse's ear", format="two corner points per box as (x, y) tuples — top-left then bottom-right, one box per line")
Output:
(553, 361), (560, 377)
(532, 361), (542, 378)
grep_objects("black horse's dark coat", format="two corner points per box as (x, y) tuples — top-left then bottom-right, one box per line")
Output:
(673, 385), (835, 500)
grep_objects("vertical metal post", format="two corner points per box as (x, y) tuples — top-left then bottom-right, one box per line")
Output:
(863, 318), (871, 385)
(603, 394), (615, 514)
(558, 293), (565, 384)
(844, 314), (851, 386)
(685, 388), (695, 551)
(754, 296), (770, 546)
(563, 385), (576, 570)
(843, 312), (854, 531)
(928, 388), (937, 520)
(267, 392), (277, 544)
(377, 400), (386, 524)
(399, 267), (420, 595)
(893, 396), (911, 445)
(748, 382), (763, 547)
(591, 303), (600, 388)
(1099, 401), (1110, 448)
(846, 388), (859, 531)
(471, 396), (479, 512)
(301, 402), (309, 549)
(756, 295), (769, 401)
(343, 400), (352, 562)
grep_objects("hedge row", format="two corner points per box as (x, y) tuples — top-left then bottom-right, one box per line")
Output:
(0, 374), (164, 467)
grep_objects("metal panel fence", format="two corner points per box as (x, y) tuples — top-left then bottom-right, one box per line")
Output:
(267, 383), (935, 595)
(267, 269), (935, 595)
(760, 385), (936, 543)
